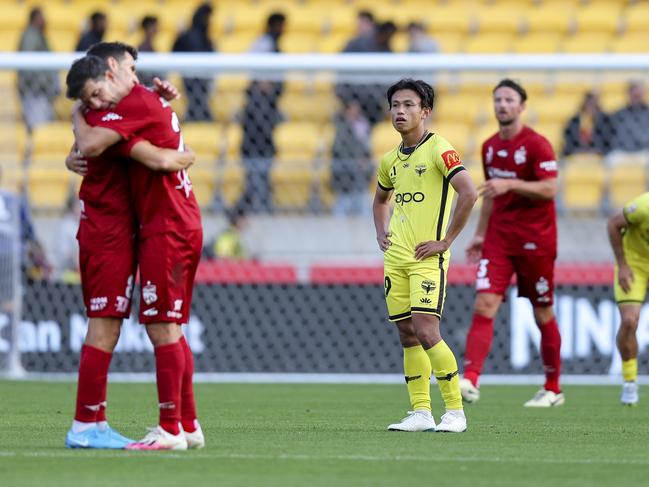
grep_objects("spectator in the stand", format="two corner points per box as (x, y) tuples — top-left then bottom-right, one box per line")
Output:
(204, 207), (250, 260)
(238, 12), (286, 213)
(331, 99), (372, 216)
(137, 15), (164, 87)
(608, 81), (649, 164)
(339, 21), (396, 126)
(342, 10), (376, 52)
(75, 11), (107, 52)
(172, 2), (215, 121)
(407, 22), (439, 53)
(17, 7), (59, 131)
(562, 91), (612, 156)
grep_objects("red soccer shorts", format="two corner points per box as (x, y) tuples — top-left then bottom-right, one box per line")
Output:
(475, 247), (556, 306)
(137, 229), (202, 324)
(79, 246), (137, 319)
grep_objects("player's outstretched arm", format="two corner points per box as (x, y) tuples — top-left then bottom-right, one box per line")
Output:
(607, 211), (634, 293)
(72, 107), (122, 157)
(373, 186), (393, 252)
(466, 197), (492, 263)
(415, 170), (477, 260)
(129, 141), (195, 172)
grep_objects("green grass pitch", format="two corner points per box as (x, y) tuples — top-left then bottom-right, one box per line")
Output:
(0, 381), (647, 487)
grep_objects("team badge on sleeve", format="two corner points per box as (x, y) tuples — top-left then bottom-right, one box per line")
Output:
(441, 150), (462, 170)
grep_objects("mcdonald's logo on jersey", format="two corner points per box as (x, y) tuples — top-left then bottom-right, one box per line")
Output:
(441, 150), (462, 170)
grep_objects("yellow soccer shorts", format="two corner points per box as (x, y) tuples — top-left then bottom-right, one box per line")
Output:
(384, 263), (447, 322)
(614, 259), (649, 304)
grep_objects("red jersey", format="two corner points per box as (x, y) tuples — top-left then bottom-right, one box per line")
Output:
(93, 84), (202, 238)
(77, 110), (135, 251)
(482, 125), (558, 256)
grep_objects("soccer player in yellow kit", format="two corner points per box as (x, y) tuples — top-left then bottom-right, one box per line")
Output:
(373, 79), (477, 432)
(607, 192), (649, 405)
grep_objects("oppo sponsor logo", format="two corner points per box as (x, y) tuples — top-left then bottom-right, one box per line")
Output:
(395, 192), (425, 205)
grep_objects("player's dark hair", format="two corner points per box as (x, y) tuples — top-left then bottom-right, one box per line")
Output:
(386, 78), (435, 110)
(86, 41), (138, 62)
(141, 15), (158, 30)
(494, 78), (527, 102)
(65, 55), (109, 99)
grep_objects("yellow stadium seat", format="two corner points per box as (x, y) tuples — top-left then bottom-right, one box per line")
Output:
(530, 94), (580, 124)
(278, 92), (338, 123)
(561, 153), (606, 212)
(47, 29), (79, 52)
(600, 92), (626, 113)
(574, 5), (622, 34)
(512, 33), (562, 53)
(284, 6), (326, 34)
(215, 159), (245, 207)
(610, 34), (649, 54)
(188, 164), (215, 208)
(475, 6), (524, 34)
(27, 166), (71, 211)
(218, 33), (256, 53)
(0, 29), (22, 52)
(524, 4), (575, 34)
(427, 6), (473, 35)
(436, 33), (464, 53)
(370, 121), (401, 162)
(551, 73), (598, 96)
(562, 33), (613, 53)
(463, 33), (514, 53)
(221, 5), (267, 35)
(279, 32), (319, 53)
(623, 3), (649, 33)
(434, 93), (487, 125)
(0, 3), (28, 33)
(211, 92), (246, 123)
(270, 160), (316, 210)
(31, 122), (74, 162)
(274, 122), (322, 160)
(223, 123), (243, 161)
(317, 32), (350, 53)
(391, 32), (409, 53)
(0, 122), (27, 165)
(182, 122), (221, 161)
(610, 162), (647, 209)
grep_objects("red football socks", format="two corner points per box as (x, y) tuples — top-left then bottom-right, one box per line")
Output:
(463, 314), (494, 387)
(540, 318), (562, 393)
(154, 341), (186, 435)
(74, 345), (112, 423)
(179, 336), (198, 433)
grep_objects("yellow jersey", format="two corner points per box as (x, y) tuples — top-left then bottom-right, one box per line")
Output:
(623, 192), (649, 265)
(377, 132), (466, 269)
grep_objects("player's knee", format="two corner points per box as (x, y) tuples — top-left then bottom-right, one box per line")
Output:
(474, 294), (500, 318)
(145, 322), (182, 346)
(533, 307), (554, 326)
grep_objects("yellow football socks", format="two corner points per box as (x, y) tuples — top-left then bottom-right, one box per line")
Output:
(426, 340), (463, 411)
(403, 345), (432, 411)
(622, 358), (638, 382)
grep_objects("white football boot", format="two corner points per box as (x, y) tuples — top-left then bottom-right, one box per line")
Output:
(126, 425), (188, 451)
(184, 423), (205, 449)
(620, 381), (639, 406)
(436, 410), (467, 433)
(387, 410), (436, 432)
(460, 378), (480, 404)
(524, 389), (565, 408)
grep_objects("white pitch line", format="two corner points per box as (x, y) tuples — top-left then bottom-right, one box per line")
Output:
(0, 451), (646, 466)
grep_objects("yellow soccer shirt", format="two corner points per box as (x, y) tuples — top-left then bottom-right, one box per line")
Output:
(622, 192), (649, 265)
(377, 132), (466, 269)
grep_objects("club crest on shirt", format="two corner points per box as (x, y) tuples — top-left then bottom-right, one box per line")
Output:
(497, 149), (508, 158)
(514, 146), (527, 164)
(415, 164), (427, 176)
(142, 281), (158, 305)
(421, 280), (436, 294)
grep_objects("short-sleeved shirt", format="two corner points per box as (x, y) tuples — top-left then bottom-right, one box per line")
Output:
(482, 125), (558, 256)
(377, 132), (466, 269)
(77, 110), (135, 251)
(622, 192), (649, 266)
(92, 84), (202, 239)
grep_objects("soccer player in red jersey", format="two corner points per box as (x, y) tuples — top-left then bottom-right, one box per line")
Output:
(66, 54), (204, 450)
(64, 44), (195, 449)
(460, 79), (564, 407)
